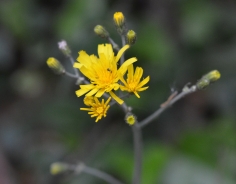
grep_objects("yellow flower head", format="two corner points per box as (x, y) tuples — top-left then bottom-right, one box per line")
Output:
(80, 97), (112, 122)
(113, 12), (125, 27)
(120, 64), (150, 98)
(74, 44), (137, 104)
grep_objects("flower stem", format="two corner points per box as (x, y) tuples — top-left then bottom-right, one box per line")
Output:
(73, 163), (124, 184)
(138, 85), (197, 128)
(68, 55), (81, 78)
(64, 71), (78, 78)
(120, 35), (126, 65)
(108, 37), (120, 51)
(131, 123), (143, 184)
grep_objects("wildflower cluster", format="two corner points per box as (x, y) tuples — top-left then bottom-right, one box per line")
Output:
(47, 12), (149, 122)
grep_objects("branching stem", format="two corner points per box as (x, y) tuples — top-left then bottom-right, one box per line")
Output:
(71, 163), (124, 184)
(138, 85), (197, 128)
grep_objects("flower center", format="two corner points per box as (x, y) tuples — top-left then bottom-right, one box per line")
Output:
(97, 69), (117, 87)
(96, 107), (104, 114)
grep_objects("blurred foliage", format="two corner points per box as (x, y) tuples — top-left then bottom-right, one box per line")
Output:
(1, 0), (236, 184)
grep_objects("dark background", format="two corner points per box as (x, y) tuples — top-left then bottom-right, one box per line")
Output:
(0, 0), (236, 183)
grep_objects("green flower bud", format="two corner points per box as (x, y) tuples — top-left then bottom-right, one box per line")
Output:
(126, 30), (136, 45)
(94, 25), (109, 39)
(196, 70), (221, 90)
(58, 40), (71, 57)
(46, 57), (65, 74)
(50, 162), (68, 175)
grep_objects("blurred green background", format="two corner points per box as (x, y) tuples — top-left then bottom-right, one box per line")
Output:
(0, 0), (236, 184)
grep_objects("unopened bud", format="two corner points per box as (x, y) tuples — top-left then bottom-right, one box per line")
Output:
(83, 96), (95, 106)
(196, 70), (221, 90)
(50, 162), (68, 175)
(46, 57), (65, 74)
(125, 113), (136, 126)
(126, 30), (136, 45)
(113, 12), (126, 35)
(58, 40), (71, 57)
(94, 25), (109, 39)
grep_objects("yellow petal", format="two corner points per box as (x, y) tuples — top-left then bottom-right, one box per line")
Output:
(73, 63), (83, 69)
(80, 108), (92, 111)
(98, 44), (114, 60)
(137, 86), (149, 91)
(127, 64), (134, 82)
(86, 88), (99, 96)
(134, 67), (143, 83)
(109, 91), (124, 104)
(95, 88), (106, 97)
(80, 84), (95, 90)
(77, 51), (91, 66)
(76, 88), (91, 97)
(137, 76), (150, 88)
(134, 91), (140, 98)
(115, 45), (130, 63)
(118, 57), (137, 74)
(119, 75), (128, 86)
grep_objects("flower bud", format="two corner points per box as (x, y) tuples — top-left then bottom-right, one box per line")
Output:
(126, 30), (136, 45)
(203, 70), (221, 83)
(58, 40), (71, 57)
(83, 96), (95, 106)
(94, 25), (109, 39)
(113, 12), (126, 35)
(196, 70), (221, 90)
(50, 162), (68, 175)
(125, 113), (136, 126)
(46, 57), (65, 74)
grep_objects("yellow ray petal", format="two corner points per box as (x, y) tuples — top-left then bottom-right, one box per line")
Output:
(73, 63), (83, 69)
(118, 57), (137, 74)
(86, 88), (99, 96)
(137, 76), (150, 88)
(77, 51), (91, 66)
(115, 45), (130, 63)
(137, 86), (149, 91)
(109, 91), (124, 104)
(95, 88), (106, 97)
(76, 88), (91, 97)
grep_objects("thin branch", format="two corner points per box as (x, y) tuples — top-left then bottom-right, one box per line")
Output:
(72, 163), (124, 184)
(108, 37), (120, 51)
(68, 55), (80, 78)
(120, 35), (126, 65)
(131, 123), (143, 184)
(64, 71), (78, 78)
(138, 85), (197, 128)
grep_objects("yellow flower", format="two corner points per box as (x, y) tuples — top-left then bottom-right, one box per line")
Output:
(80, 97), (112, 122)
(120, 64), (150, 98)
(74, 44), (137, 104)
